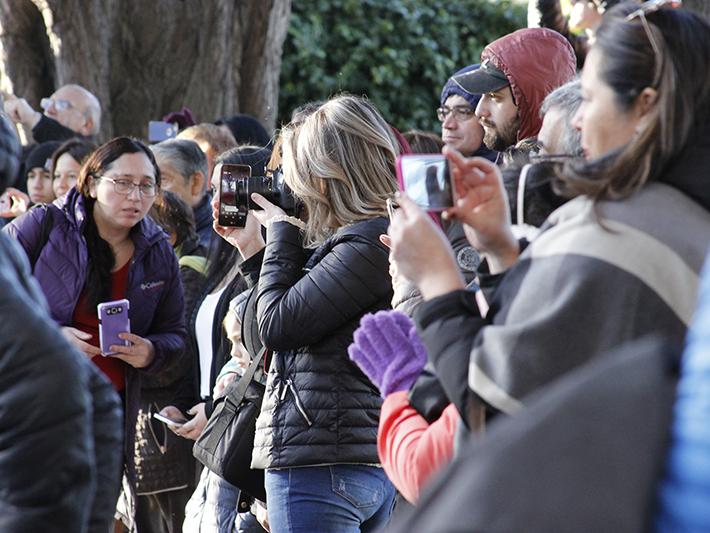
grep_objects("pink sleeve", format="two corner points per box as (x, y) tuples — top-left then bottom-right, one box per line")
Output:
(377, 391), (459, 503)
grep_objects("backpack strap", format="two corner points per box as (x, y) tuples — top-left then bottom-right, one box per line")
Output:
(29, 203), (54, 271)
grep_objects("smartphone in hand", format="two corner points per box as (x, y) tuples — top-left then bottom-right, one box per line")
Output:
(218, 163), (252, 227)
(97, 299), (131, 356)
(396, 154), (454, 211)
(153, 412), (188, 427)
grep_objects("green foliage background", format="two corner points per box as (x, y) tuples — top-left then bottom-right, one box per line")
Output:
(278, 0), (526, 133)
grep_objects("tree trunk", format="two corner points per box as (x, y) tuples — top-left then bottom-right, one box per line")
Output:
(0, 0), (291, 141)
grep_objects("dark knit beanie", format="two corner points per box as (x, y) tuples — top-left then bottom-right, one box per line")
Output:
(214, 114), (271, 148)
(25, 141), (61, 173)
(440, 64), (483, 109)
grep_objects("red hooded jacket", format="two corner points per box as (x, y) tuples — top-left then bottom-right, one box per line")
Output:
(481, 28), (576, 141)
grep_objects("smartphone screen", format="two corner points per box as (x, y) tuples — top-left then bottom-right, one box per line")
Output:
(396, 154), (453, 211)
(218, 164), (251, 227)
(153, 412), (187, 427)
(97, 299), (131, 356)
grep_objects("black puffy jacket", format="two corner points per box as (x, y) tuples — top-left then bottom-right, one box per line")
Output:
(0, 233), (122, 533)
(251, 217), (392, 469)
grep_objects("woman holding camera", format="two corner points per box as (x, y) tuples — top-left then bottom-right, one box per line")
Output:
(386, 2), (710, 431)
(3, 136), (186, 526)
(217, 95), (399, 532)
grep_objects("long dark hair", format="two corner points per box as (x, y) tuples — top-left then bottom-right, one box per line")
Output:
(76, 136), (161, 307)
(50, 138), (96, 178)
(559, 4), (710, 202)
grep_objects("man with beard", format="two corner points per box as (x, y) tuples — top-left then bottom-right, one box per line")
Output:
(453, 28), (576, 156)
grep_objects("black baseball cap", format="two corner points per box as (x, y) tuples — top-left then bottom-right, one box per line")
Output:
(452, 58), (509, 95)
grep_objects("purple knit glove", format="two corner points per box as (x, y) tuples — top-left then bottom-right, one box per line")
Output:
(348, 310), (427, 398)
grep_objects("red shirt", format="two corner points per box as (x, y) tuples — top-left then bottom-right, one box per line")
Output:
(72, 259), (131, 391)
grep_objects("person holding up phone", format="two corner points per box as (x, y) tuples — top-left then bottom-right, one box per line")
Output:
(3, 136), (186, 530)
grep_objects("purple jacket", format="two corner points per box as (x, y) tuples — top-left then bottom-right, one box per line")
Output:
(3, 187), (186, 485)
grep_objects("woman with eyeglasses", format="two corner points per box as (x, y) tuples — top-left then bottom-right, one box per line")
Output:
(385, 0), (710, 445)
(3, 136), (186, 527)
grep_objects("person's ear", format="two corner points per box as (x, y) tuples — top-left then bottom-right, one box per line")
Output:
(88, 175), (98, 198)
(632, 87), (658, 135)
(79, 116), (94, 137)
(190, 171), (205, 198)
(635, 87), (658, 119)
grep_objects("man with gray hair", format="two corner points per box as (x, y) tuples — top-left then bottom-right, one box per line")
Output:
(4, 84), (101, 142)
(151, 138), (213, 246)
(537, 79), (583, 157)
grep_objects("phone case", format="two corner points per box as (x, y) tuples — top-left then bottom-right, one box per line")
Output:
(97, 299), (131, 356)
(218, 163), (251, 227)
(395, 154), (453, 212)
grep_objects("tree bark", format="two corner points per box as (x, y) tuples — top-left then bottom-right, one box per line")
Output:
(0, 0), (55, 107)
(0, 0), (291, 141)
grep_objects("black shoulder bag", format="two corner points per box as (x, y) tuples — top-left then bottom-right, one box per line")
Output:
(193, 346), (267, 501)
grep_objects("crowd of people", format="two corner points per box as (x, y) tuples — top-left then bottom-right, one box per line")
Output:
(1, 1), (709, 532)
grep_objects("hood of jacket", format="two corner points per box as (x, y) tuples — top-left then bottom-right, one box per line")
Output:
(482, 28), (576, 142)
(660, 120), (710, 212)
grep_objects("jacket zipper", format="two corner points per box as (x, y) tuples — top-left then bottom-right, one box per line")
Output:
(282, 378), (312, 426)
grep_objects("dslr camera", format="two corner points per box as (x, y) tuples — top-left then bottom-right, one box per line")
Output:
(217, 163), (299, 227)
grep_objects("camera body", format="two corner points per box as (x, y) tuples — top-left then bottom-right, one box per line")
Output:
(396, 154), (454, 211)
(217, 163), (298, 227)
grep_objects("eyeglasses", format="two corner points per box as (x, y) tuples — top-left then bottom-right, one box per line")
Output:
(626, 0), (682, 85)
(436, 106), (477, 122)
(99, 176), (158, 197)
(40, 97), (75, 112)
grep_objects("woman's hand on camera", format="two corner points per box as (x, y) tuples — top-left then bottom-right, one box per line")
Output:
(211, 195), (266, 260)
(250, 193), (287, 227)
(388, 194), (465, 301)
(61, 326), (102, 358)
(110, 333), (155, 368)
(442, 146), (520, 274)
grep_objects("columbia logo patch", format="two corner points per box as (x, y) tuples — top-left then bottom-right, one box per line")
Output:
(141, 280), (165, 291)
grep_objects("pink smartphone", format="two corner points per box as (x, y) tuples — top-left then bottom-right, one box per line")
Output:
(97, 298), (131, 356)
(395, 154), (454, 211)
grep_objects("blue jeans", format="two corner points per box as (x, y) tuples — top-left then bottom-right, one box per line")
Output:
(265, 465), (396, 533)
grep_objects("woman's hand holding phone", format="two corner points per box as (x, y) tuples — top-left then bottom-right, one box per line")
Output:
(212, 195), (265, 260)
(387, 194), (465, 301)
(158, 405), (190, 432)
(170, 402), (207, 440)
(109, 333), (155, 368)
(442, 146), (519, 273)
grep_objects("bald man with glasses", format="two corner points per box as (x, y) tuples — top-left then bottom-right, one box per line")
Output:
(4, 84), (101, 143)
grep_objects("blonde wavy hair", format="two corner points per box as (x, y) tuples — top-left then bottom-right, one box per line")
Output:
(281, 95), (399, 246)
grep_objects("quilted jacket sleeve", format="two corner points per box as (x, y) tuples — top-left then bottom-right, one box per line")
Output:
(256, 220), (392, 351)
(142, 246), (187, 375)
